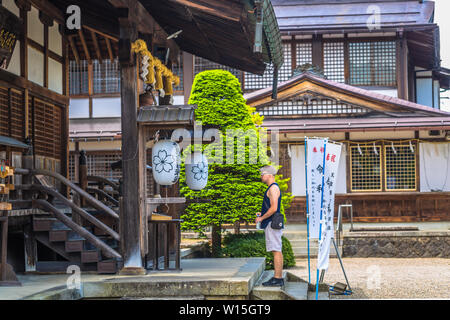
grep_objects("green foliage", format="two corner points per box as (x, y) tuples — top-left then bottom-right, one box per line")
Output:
(222, 232), (296, 270)
(180, 70), (293, 233)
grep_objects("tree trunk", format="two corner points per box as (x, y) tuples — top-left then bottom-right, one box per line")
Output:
(233, 221), (240, 234)
(211, 224), (222, 257)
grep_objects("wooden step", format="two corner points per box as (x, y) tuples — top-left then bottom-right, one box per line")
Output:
(65, 233), (85, 253)
(33, 218), (57, 232)
(49, 229), (69, 242)
(81, 250), (100, 263)
(97, 260), (117, 274)
(65, 240), (84, 252)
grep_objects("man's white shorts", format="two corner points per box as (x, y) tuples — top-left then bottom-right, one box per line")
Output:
(264, 223), (283, 252)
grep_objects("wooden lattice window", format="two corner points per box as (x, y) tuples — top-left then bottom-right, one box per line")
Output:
(258, 98), (370, 116)
(10, 89), (25, 141)
(0, 87), (10, 137)
(69, 153), (76, 182)
(324, 42), (345, 83)
(93, 59), (121, 94)
(296, 42), (312, 66)
(384, 143), (417, 191)
(69, 60), (89, 95)
(349, 41), (397, 86)
(194, 56), (243, 84)
(350, 145), (382, 192)
(278, 43), (292, 82)
(85, 152), (122, 180)
(32, 98), (62, 160)
(244, 43), (293, 92)
(0, 87), (25, 141)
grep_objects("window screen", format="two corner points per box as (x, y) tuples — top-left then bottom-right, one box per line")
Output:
(349, 41), (397, 86)
(350, 145), (382, 192)
(324, 42), (345, 83)
(384, 144), (417, 191)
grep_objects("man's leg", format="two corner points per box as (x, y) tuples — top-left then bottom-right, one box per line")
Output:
(273, 251), (283, 279)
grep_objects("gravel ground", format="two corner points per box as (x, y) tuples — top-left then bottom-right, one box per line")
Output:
(289, 258), (450, 299)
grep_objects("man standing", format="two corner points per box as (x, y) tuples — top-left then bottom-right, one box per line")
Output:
(256, 166), (284, 287)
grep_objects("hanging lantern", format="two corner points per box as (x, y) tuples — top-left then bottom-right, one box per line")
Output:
(185, 152), (209, 191)
(152, 140), (181, 186)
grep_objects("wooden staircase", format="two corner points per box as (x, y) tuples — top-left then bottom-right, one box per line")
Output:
(33, 216), (119, 274)
(12, 168), (123, 274)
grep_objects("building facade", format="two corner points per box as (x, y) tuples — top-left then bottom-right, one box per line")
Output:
(67, 0), (450, 223)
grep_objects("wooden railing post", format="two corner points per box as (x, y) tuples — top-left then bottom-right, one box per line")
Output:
(79, 150), (88, 208)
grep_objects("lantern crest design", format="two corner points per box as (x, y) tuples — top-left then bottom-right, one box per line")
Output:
(185, 152), (209, 191)
(153, 150), (175, 173)
(191, 161), (208, 181)
(152, 140), (181, 186)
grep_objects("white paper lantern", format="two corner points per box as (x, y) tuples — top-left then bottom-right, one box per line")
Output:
(152, 140), (181, 186)
(185, 152), (209, 191)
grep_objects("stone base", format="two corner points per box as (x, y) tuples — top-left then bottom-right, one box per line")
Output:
(343, 231), (450, 258)
(119, 267), (147, 276)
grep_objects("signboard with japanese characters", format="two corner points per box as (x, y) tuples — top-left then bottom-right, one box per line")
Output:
(317, 141), (343, 271)
(0, 7), (21, 70)
(305, 137), (328, 239)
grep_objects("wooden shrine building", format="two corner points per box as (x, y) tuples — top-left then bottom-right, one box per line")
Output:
(0, 0), (283, 276)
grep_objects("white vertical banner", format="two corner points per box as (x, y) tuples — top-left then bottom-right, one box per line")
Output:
(317, 141), (343, 271)
(305, 138), (328, 239)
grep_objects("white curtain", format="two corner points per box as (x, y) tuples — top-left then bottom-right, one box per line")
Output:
(290, 144), (347, 196)
(419, 143), (450, 192)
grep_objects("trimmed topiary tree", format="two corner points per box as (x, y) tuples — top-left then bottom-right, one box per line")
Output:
(180, 70), (293, 257)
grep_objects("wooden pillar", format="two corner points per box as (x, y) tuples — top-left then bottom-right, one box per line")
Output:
(118, 14), (146, 274)
(312, 35), (324, 70)
(23, 218), (37, 272)
(397, 33), (409, 100)
(182, 52), (194, 104)
(78, 150), (88, 206)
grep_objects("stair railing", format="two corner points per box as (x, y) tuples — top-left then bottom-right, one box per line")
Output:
(15, 168), (119, 221)
(17, 184), (119, 241)
(33, 199), (121, 259)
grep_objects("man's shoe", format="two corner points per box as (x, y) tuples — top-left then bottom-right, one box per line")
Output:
(262, 277), (284, 287)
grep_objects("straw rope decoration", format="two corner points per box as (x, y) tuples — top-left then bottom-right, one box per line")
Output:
(131, 39), (180, 97)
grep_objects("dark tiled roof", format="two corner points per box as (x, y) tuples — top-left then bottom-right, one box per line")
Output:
(272, 0), (435, 31)
(0, 135), (30, 149)
(263, 116), (450, 132)
(244, 72), (450, 116)
(137, 105), (197, 126)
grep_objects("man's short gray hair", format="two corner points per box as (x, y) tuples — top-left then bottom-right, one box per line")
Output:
(260, 165), (278, 176)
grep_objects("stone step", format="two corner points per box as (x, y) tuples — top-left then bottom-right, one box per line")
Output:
(283, 282), (309, 300)
(251, 271), (329, 300)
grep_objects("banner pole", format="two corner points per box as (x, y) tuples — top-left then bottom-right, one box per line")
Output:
(316, 139), (328, 300)
(304, 137), (311, 284)
(332, 237), (352, 293)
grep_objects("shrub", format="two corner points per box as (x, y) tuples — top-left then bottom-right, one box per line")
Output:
(222, 232), (296, 270)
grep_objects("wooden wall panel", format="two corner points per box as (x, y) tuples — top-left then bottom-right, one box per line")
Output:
(285, 194), (450, 223)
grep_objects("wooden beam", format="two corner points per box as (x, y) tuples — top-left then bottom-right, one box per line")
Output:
(78, 29), (91, 63)
(68, 35), (80, 65)
(90, 30), (103, 64)
(83, 25), (118, 42)
(0, 69), (69, 106)
(105, 37), (115, 62)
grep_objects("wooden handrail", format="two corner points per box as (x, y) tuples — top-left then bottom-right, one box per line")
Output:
(15, 168), (119, 221)
(17, 184), (119, 241)
(87, 176), (119, 191)
(33, 199), (121, 260)
(87, 187), (119, 207)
